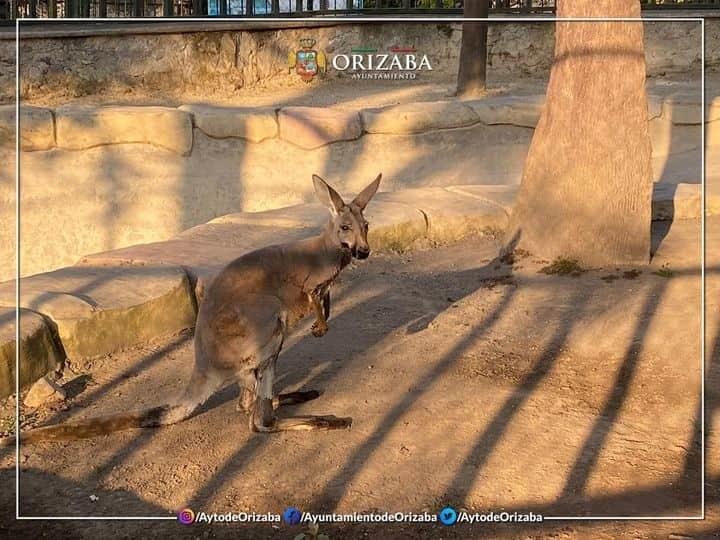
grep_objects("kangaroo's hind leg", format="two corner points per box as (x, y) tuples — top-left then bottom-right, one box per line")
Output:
(238, 387), (319, 413)
(249, 343), (351, 433)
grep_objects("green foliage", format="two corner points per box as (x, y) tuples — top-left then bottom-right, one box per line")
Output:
(415, 0), (457, 7)
(539, 257), (585, 276)
(652, 263), (675, 278)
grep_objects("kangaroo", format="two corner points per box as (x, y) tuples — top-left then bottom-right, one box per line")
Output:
(5, 173), (381, 445)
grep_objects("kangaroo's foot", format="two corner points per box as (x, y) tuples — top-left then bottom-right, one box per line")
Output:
(250, 396), (351, 432)
(252, 414), (352, 433)
(272, 390), (321, 409)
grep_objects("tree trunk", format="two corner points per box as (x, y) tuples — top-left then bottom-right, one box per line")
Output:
(504, 0), (653, 266)
(455, 0), (489, 98)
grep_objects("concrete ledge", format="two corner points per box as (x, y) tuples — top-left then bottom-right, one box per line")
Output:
(79, 239), (250, 304)
(376, 187), (509, 243)
(0, 105), (55, 151)
(0, 308), (63, 399)
(466, 95), (544, 128)
(179, 104), (277, 142)
(361, 101), (479, 134)
(10, 93), (714, 156)
(0, 265), (196, 361)
(279, 107), (362, 149)
(55, 106), (194, 155)
(652, 182), (720, 220)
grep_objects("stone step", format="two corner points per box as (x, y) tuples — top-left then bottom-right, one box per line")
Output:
(0, 264), (196, 363)
(54, 105), (193, 155)
(0, 307), (63, 399)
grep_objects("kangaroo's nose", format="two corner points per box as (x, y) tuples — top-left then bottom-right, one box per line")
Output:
(356, 248), (370, 259)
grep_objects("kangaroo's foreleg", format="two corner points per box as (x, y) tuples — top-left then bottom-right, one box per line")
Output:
(310, 290), (330, 337)
(236, 386), (255, 413)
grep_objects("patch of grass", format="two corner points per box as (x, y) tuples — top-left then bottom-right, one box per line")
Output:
(539, 257), (585, 277)
(622, 269), (642, 280)
(601, 274), (619, 283)
(481, 225), (505, 239)
(0, 415), (14, 436)
(652, 263), (675, 278)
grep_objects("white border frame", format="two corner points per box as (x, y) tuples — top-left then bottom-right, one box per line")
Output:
(14, 14), (706, 523)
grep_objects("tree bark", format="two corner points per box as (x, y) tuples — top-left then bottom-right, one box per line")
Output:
(504, 0), (653, 266)
(455, 0), (489, 98)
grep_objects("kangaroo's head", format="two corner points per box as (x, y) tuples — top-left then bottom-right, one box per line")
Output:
(313, 173), (382, 260)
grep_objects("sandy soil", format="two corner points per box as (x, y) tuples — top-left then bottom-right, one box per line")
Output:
(20, 72), (713, 110)
(1, 216), (716, 539)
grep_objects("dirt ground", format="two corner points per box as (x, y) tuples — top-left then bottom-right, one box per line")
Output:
(1, 215), (717, 539)
(20, 71), (713, 111)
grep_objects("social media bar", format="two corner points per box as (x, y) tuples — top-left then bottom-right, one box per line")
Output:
(177, 506), (544, 526)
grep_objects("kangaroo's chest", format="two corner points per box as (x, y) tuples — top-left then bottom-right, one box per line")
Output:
(283, 275), (336, 328)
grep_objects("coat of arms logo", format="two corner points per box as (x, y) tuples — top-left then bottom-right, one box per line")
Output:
(288, 38), (327, 82)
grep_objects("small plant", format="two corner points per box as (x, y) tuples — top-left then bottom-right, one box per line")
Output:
(622, 269), (642, 280)
(294, 522), (329, 540)
(0, 415), (14, 437)
(539, 257), (585, 277)
(652, 263), (675, 278)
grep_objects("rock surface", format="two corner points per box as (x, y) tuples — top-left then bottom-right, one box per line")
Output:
(0, 105), (55, 151)
(278, 107), (362, 149)
(23, 375), (66, 408)
(0, 265), (196, 360)
(180, 105), (277, 142)
(79, 239), (242, 305)
(361, 101), (479, 134)
(376, 187), (510, 243)
(55, 106), (193, 155)
(0, 307), (63, 399)
(466, 95), (545, 128)
(652, 182), (720, 221)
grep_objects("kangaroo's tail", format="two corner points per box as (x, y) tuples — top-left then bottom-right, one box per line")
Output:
(1, 364), (223, 447)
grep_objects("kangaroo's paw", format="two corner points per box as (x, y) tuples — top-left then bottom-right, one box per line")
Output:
(272, 390), (321, 409)
(254, 415), (352, 433)
(311, 321), (328, 337)
(236, 387), (255, 413)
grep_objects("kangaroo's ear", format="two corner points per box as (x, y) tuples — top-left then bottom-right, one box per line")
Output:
(313, 174), (345, 216)
(352, 173), (382, 211)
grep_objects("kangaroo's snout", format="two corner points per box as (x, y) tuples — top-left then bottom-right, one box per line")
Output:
(355, 247), (370, 259)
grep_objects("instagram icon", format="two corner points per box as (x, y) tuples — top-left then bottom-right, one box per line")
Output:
(177, 508), (195, 525)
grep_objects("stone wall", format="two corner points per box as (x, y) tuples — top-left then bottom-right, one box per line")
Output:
(0, 37), (13, 103)
(6, 17), (713, 103)
(0, 91), (716, 282)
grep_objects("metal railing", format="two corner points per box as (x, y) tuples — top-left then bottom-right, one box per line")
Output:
(3, 0), (719, 20)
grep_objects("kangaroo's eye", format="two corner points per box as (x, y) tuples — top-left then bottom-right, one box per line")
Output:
(341, 225), (351, 231)
(364, 222), (369, 231)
